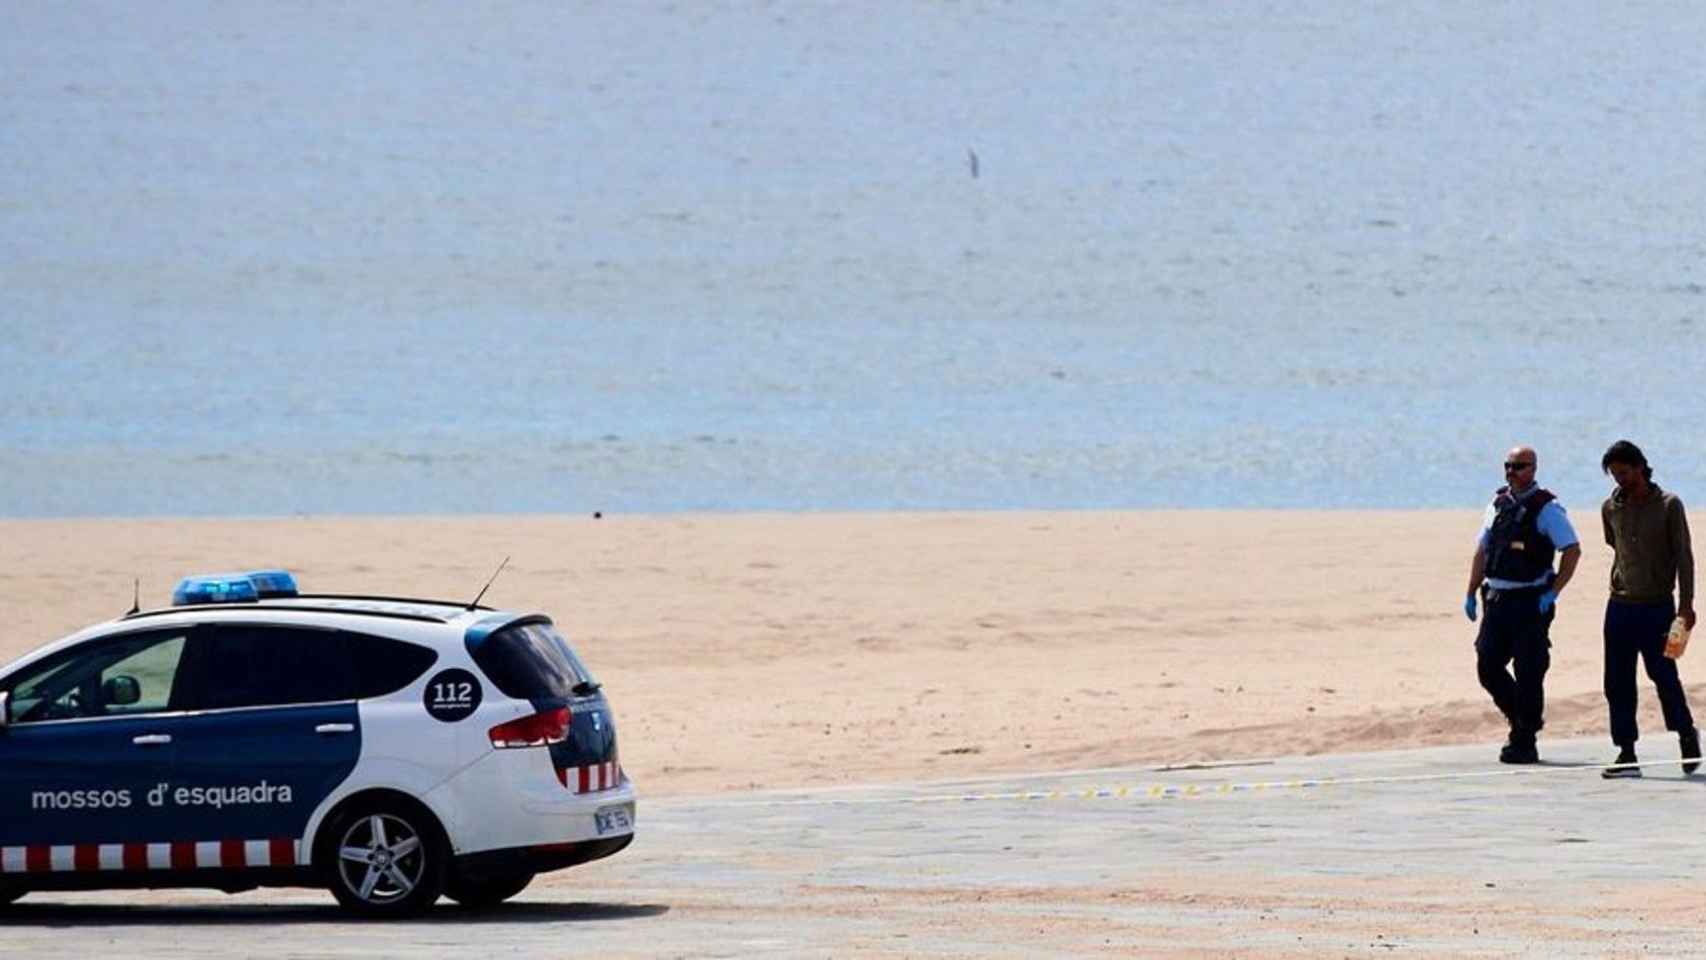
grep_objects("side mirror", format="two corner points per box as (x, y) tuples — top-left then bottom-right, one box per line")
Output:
(0, 690), (10, 730)
(103, 675), (141, 707)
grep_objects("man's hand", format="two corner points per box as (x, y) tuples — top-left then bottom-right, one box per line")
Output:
(1538, 589), (1558, 614)
(1684, 606), (1697, 631)
(1464, 593), (1478, 621)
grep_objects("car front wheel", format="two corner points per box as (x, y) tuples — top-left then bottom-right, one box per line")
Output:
(445, 871), (534, 908)
(324, 802), (446, 916)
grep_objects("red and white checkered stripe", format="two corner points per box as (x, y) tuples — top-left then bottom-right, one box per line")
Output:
(554, 761), (622, 794)
(0, 839), (298, 874)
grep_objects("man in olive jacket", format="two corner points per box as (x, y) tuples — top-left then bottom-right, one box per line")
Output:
(1599, 439), (1700, 779)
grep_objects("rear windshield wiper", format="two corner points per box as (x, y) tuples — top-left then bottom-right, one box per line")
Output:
(572, 679), (602, 696)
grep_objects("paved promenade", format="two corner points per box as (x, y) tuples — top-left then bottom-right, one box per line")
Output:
(4, 738), (1702, 957)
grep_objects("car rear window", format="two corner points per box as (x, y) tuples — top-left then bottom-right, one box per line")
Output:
(193, 626), (354, 710)
(468, 622), (595, 699)
(188, 626), (439, 709)
(349, 632), (440, 699)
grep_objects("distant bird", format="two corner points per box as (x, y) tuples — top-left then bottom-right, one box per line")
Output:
(967, 148), (979, 179)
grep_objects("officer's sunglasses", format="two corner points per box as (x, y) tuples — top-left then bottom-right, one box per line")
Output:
(1504, 461), (1535, 472)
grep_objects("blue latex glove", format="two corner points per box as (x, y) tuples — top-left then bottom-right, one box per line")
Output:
(1538, 589), (1557, 614)
(1464, 593), (1477, 621)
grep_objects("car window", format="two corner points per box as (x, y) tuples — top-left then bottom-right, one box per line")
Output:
(189, 625), (358, 710)
(5, 631), (190, 723)
(469, 622), (595, 699)
(347, 631), (439, 698)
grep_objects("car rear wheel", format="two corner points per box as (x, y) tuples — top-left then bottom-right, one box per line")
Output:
(323, 801), (447, 916)
(445, 870), (534, 908)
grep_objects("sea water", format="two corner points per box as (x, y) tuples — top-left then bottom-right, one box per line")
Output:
(4, 1), (1706, 516)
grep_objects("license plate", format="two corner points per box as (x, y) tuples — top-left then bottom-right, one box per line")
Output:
(594, 803), (633, 835)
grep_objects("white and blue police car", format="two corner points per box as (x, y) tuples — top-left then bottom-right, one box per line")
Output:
(0, 570), (634, 915)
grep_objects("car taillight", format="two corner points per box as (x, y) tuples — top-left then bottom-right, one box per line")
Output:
(487, 707), (570, 748)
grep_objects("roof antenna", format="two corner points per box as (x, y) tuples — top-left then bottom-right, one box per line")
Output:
(468, 556), (510, 610)
(126, 577), (141, 616)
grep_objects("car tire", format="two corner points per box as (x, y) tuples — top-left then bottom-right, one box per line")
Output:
(321, 799), (447, 917)
(0, 884), (23, 906)
(444, 871), (534, 908)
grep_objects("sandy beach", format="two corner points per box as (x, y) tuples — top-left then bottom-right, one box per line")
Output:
(0, 510), (1679, 797)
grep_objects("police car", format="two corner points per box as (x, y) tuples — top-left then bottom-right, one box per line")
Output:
(0, 570), (635, 915)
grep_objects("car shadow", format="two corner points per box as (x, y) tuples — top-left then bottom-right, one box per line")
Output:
(0, 900), (669, 926)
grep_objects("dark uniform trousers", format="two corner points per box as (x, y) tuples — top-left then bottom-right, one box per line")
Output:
(1475, 584), (1552, 735)
(1603, 598), (1694, 747)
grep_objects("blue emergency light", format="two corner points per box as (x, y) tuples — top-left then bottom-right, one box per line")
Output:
(171, 569), (300, 606)
(245, 569), (300, 599)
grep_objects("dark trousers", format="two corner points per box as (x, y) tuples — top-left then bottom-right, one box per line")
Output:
(1475, 585), (1552, 736)
(1603, 599), (1695, 747)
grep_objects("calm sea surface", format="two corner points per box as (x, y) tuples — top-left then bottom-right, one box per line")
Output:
(5, 2), (1706, 516)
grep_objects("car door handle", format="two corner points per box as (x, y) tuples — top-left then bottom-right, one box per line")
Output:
(131, 734), (172, 746)
(315, 723), (355, 735)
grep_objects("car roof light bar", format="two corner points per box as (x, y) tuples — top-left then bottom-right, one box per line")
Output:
(171, 569), (300, 606)
(244, 569), (300, 599)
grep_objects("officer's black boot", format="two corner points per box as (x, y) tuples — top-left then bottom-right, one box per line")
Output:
(1680, 727), (1700, 776)
(1498, 729), (1539, 765)
(1602, 744), (1642, 779)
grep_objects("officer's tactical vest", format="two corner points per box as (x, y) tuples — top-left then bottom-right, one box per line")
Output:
(1486, 486), (1557, 583)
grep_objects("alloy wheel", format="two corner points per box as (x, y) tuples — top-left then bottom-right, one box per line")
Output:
(336, 812), (427, 905)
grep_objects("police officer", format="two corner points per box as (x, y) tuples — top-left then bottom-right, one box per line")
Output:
(1598, 440), (1699, 779)
(1463, 445), (1582, 764)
